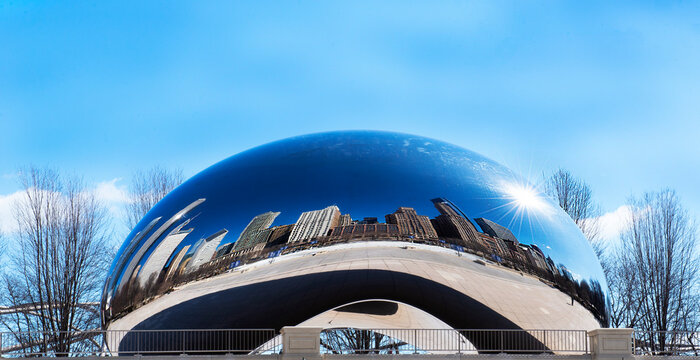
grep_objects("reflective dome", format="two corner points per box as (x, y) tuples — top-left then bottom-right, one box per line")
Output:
(102, 131), (608, 352)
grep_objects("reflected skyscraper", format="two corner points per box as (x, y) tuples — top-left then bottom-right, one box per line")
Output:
(338, 214), (352, 227)
(187, 229), (228, 272)
(478, 232), (509, 258)
(430, 198), (481, 247)
(385, 207), (438, 240)
(330, 223), (400, 240)
(233, 211), (280, 251)
(137, 224), (192, 286)
(265, 224), (294, 247)
(288, 205), (340, 243)
(165, 245), (191, 281)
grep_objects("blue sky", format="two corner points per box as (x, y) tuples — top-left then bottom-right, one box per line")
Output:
(1, 1), (699, 241)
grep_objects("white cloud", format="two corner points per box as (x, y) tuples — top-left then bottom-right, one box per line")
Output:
(590, 205), (634, 245)
(93, 178), (129, 204)
(91, 178), (129, 226)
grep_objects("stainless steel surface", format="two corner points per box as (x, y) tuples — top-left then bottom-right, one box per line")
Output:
(102, 131), (610, 353)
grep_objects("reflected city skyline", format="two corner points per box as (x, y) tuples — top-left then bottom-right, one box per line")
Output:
(105, 196), (608, 328)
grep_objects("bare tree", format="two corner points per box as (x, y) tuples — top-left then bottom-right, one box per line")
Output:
(0, 231), (6, 307)
(124, 166), (183, 230)
(616, 190), (699, 352)
(544, 169), (604, 257)
(606, 244), (645, 328)
(0, 231), (5, 270)
(0, 167), (110, 355)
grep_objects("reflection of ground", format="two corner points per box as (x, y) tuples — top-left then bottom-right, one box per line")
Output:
(108, 241), (598, 352)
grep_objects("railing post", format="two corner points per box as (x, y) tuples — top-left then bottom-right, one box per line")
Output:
(588, 328), (634, 360)
(414, 329), (418, 354)
(458, 330), (461, 354)
(500, 330), (504, 352)
(280, 326), (321, 360)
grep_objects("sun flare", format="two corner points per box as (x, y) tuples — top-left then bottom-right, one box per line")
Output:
(505, 183), (548, 211)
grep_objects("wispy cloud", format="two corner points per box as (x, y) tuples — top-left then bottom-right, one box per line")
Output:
(1, 172), (19, 180)
(0, 190), (24, 233)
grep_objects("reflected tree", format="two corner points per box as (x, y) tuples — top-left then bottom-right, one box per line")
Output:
(544, 169), (605, 259)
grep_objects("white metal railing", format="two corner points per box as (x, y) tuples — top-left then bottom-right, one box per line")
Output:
(2, 327), (698, 357)
(320, 328), (589, 354)
(0, 329), (279, 357)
